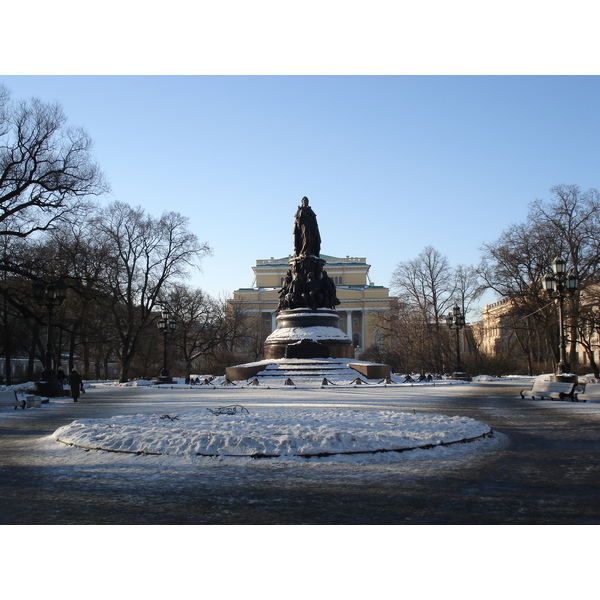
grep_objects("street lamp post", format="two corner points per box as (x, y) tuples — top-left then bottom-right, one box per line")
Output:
(156, 309), (176, 384)
(445, 305), (470, 381)
(32, 279), (68, 397)
(543, 256), (579, 383)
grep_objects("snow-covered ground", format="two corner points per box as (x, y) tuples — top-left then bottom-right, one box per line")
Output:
(2, 373), (594, 599)
(5, 371), (599, 467)
(33, 373), (493, 463)
(2, 373), (512, 470)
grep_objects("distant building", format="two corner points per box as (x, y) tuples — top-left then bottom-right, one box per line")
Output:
(231, 255), (393, 355)
(473, 297), (516, 356)
(472, 293), (598, 371)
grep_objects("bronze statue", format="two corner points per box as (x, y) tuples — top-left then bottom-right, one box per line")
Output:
(277, 197), (339, 312)
(321, 270), (340, 309)
(293, 197), (321, 257)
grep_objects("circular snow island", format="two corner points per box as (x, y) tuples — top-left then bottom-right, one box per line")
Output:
(54, 408), (493, 460)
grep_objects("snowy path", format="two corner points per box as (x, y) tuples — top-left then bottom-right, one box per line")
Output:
(3, 378), (600, 524)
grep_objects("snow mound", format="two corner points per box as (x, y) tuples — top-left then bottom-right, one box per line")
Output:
(53, 408), (492, 459)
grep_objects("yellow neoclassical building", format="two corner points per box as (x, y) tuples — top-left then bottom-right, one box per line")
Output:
(232, 255), (393, 354)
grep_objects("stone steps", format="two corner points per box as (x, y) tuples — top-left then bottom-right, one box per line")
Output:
(226, 358), (390, 384)
(254, 359), (368, 382)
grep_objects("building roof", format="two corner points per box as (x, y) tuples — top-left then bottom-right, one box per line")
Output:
(255, 255), (369, 267)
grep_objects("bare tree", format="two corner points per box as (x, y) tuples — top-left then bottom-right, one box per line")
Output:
(162, 284), (227, 377)
(389, 246), (460, 373)
(453, 264), (484, 318)
(529, 184), (600, 368)
(91, 201), (211, 382)
(43, 217), (120, 377)
(391, 246), (455, 325)
(479, 184), (600, 373)
(0, 84), (108, 242)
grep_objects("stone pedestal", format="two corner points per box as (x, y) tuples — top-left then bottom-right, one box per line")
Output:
(450, 371), (472, 382)
(552, 373), (578, 384)
(348, 362), (391, 379)
(34, 376), (65, 397)
(263, 308), (354, 360)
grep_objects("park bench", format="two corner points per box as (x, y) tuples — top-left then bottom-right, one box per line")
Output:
(574, 382), (600, 402)
(0, 390), (26, 409)
(520, 380), (577, 401)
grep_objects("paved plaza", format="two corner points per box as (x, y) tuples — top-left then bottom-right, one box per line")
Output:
(1, 379), (599, 525)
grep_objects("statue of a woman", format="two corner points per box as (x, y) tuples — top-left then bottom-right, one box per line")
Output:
(293, 197), (321, 257)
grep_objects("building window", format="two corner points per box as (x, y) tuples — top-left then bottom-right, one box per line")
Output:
(352, 332), (362, 348)
(263, 313), (273, 335)
(334, 276), (343, 285)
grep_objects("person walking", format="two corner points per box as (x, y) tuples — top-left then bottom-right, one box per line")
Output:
(69, 368), (83, 402)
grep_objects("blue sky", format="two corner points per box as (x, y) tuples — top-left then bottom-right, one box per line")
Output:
(3, 75), (599, 309)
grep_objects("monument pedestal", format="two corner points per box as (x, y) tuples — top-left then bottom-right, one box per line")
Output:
(263, 308), (354, 360)
(34, 378), (65, 397)
(450, 371), (472, 382)
(552, 373), (578, 384)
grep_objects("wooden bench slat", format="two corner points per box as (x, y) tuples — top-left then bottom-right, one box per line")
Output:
(574, 382), (600, 402)
(0, 390), (26, 409)
(520, 380), (576, 401)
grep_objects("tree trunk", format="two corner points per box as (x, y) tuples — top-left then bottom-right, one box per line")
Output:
(103, 353), (110, 381)
(83, 342), (90, 379)
(68, 328), (77, 372)
(4, 352), (11, 385)
(94, 350), (102, 379)
(119, 356), (131, 383)
(27, 324), (38, 381)
(583, 345), (600, 378)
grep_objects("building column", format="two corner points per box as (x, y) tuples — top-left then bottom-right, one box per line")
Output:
(361, 309), (365, 349)
(346, 311), (352, 336)
(271, 312), (277, 331)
